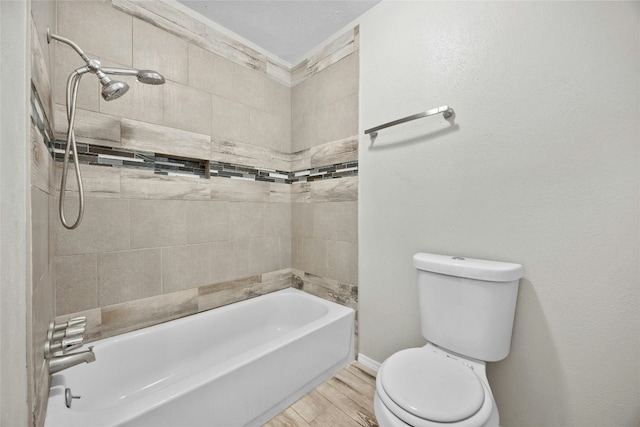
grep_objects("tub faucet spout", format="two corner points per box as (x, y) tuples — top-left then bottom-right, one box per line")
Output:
(48, 347), (95, 375)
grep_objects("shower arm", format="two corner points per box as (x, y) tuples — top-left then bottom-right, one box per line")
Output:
(46, 27), (91, 64)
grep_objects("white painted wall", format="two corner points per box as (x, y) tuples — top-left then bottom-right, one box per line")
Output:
(358, 2), (639, 426)
(0, 0), (30, 425)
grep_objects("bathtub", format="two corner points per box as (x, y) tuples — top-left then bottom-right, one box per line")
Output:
(44, 288), (355, 427)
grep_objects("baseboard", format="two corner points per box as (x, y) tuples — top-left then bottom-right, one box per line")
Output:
(357, 353), (381, 372)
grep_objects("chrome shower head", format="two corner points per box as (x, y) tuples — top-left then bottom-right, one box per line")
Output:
(136, 70), (165, 85)
(101, 79), (130, 101)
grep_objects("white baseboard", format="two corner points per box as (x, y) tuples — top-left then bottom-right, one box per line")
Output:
(357, 353), (381, 372)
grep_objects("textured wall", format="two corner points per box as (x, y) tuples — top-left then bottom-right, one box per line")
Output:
(358, 2), (639, 426)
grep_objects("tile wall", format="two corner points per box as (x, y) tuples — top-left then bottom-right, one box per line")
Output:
(52, 0), (359, 343)
(30, 3), (57, 425)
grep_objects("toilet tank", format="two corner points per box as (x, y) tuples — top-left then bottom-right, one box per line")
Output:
(414, 253), (523, 362)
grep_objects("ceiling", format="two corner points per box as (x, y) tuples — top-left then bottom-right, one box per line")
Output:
(176, 0), (380, 65)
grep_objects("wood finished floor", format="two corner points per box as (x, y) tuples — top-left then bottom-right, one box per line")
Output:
(263, 361), (379, 427)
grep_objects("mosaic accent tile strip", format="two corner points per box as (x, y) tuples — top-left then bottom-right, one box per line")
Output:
(207, 160), (358, 183)
(52, 141), (209, 179)
(30, 83), (55, 152)
(52, 139), (358, 184)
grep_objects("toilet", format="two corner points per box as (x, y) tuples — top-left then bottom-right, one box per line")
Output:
(374, 253), (523, 427)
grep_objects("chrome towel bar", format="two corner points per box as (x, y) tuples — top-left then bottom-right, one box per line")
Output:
(364, 105), (455, 136)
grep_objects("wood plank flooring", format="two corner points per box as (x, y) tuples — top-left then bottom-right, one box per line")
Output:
(264, 361), (379, 427)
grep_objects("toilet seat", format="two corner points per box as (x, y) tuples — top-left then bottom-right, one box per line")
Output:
(376, 348), (493, 426)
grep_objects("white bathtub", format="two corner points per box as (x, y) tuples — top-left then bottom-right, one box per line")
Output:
(44, 288), (355, 427)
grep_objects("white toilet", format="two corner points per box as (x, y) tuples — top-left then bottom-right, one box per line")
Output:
(374, 253), (523, 427)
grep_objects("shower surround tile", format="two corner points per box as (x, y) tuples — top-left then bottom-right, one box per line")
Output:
(55, 198), (131, 256)
(186, 201), (230, 244)
(162, 244), (213, 294)
(58, 0), (133, 67)
(55, 163), (121, 198)
(51, 0), (359, 348)
(121, 117), (211, 160)
(100, 288), (198, 338)
(121, 169), (210, 200)
(97, 248), (163, 306)
(130, 199), (187, 249)
(55, 254), (98, 315)
(54, 104), (121, 147)
(133, 18), (189, 85)
(163, 80), (212, 135)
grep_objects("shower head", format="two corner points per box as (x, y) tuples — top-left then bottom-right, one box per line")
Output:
(136, 70), (165, 85)
(101, 79), (130, 101)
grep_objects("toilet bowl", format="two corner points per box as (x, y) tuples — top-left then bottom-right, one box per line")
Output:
(374, 344), (498, 427)
(373, 253), (523, 427)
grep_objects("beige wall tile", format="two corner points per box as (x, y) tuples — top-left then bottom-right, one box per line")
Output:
(263, 76), (291, 119)
(317, 94), (358, 144)
(121, 117), (211, 160)
(310, 137), (358, 168)
(293, 203), (314, 238)
(54, 104), (121, 147)
(97, 248), (162, 306)
(186, 201), (230, 244)
(55, 197), (130, 256)
(55, 163), (121, 198)
(314, 53), (359, 109)
(211, 94), (251, 143)
(31, 187), (50, 286)
(302, 238), (327, 277)
(133, 18), (188, 85)
(188, 44), (238, 100)
(228, 239), (254, 279)
(162, 244), (212, 293)
(210, 177), (270, 202)
(229, 202), (265, 240)
(280, 237), (292, 270)
(251, 237), (281, 274)
(101, 288), (197, 337)
(99, 73), (164, 125)
(121, 169), (210, 201)
(30, 127), (53, 195)
(313, 202), (343, 241)
(130, 199), (186, 249)
(197, 276), (261, 312)
(57, 0), (133, 67)
(163, 80), (211, 135)
(292, 237), (304, 270)
(52, 43), (99, 111)
(292, 76), (315, 119)
(210, 241), (233, 284)
(291, 113), (319, 153)
(211, 139), (290, 172)
(270, 183), (292, 203)
(310, 176), (358, 202)
(55, 254), (98, 315)
(342, 201), (358, 243)
(265, 202), (291, 238)
(327, 241), (358, 285)
(250, 109), (290, 153)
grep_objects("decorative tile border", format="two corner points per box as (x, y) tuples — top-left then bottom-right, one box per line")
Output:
(52, 139), (358, 183)
(52, 141), (209, 179)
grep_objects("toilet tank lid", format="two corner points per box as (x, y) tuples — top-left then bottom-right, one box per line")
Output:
(413, 253), (523, 282)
